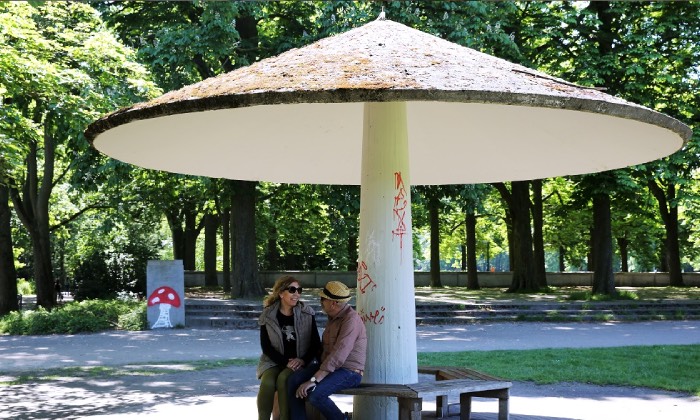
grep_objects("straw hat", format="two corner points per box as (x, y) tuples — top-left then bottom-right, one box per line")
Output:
(319, 281), (352, 303)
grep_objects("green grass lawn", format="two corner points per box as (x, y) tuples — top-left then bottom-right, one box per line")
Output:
(189, 285), (700, 302)
(418, 344), (700, 396)
(413, 286), (700, 303)
(4, 346), (697, 397)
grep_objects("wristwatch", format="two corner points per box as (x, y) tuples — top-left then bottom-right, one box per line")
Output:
(310, 376), (318, 383)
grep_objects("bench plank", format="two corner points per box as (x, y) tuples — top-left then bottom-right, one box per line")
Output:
(419, 366), (506, 381)
(338, 379), (510, 399)
(338, 383), (417, 398)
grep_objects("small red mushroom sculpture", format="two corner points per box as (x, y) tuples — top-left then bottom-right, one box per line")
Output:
(147, 286), (181, 328)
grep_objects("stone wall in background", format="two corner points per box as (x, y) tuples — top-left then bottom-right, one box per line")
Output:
(184, 270), (700, 288)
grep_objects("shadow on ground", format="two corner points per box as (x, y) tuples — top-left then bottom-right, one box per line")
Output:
(2, 365), (698, 420)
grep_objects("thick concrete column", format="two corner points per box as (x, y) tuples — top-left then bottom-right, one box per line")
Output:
(354, 102), (418, 419)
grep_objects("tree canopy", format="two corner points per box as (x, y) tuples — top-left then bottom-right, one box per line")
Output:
(1, 1), (699, 311)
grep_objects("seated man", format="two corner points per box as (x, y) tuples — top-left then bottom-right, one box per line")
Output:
(288, 281), (367, 420)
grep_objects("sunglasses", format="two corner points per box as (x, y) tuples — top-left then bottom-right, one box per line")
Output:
(285, 286), (303, 294)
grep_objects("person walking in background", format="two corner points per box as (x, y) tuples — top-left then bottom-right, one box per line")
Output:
(289, 281), (367, 420)
(55, 280), (63, 303)
(257, 276), (321, 420)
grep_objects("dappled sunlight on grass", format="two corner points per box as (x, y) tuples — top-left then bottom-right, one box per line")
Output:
(188, 285), (699, 304)
(1, 359), (256, 386)
(413, 286), (700, 303)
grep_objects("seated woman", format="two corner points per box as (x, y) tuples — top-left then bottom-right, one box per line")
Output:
(257, 276), (321, 420)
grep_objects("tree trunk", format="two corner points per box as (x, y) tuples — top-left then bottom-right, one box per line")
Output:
(587, 229), (593, 271)
(617, 237), (629, 272)
(509, 181), (537, 291)
(222, 204), (231, 293)
(429, 197), (442, 288)
(58, 237), (66, 287)
(166, 207), (202, 271)
(665, 205), (684, 286)
(531, 179), (547, 288)
(203, 212), (219, 287)
(231, 180), (264, 298)
(647, 181), (684, 286)
(167, 212), (185, 261)
(228, 8), (262, 299)
(10, 125), (56, 309)
(558, 245), (566, 272)
(0, 185), (19, 315)
(506, 220), (514, 272)
(659, 242), (668, 272)
(494, 182), (537, 292)
(229, 190), (239, 296)
(465, 211), (479, 290)
(183, 211), (198, 271)
(347, 234), (358, 272)
(264, 224), (280, 269)
(32, 232), (54, 308)
(591, 193), (616, 295)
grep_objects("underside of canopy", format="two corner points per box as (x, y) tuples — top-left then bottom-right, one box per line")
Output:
(86, 19), (690, 185)
(90, 99), (683, 185)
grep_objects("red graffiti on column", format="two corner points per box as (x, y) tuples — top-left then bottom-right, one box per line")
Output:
(359, 306), (386, 325)
(392, 172), (408, 251)
(357, 260), (377, 294)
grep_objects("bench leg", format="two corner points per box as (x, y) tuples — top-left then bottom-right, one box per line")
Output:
(459, 394), (472, 420)
(436, 395), (447, 418)
(498, 396), (509, 420)
(398, 397), (422, 420)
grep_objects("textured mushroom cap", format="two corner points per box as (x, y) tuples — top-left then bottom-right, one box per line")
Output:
(147, 286), (181, 308)
(87, 19), (691, 185)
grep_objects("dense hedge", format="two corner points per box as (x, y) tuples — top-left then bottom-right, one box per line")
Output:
(0, 299), (147, 335)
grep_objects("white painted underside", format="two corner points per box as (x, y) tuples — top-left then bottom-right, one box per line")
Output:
(93, 101), (682, 184)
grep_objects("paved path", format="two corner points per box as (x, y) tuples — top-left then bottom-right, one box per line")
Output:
(1, 321), (699, 419)
(2, 321), (699, 372)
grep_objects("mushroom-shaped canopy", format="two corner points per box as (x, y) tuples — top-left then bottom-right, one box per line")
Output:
(86, 20), (691, 185)
(87, 19), (692, 420)
(147, 286), (181, 308)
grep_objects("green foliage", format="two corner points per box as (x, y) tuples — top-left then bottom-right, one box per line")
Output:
(0, 299), (145, 335)
(16, 279), (34, 295)
(566, 290), (639, 302)
(66, 207), (162, 299)
(72, 251), (114, 300)
(0, 2), (162, 308)
(72, 240), (157, 301)
(95, 1), (245, 90)
(3, 0), (700, 292)
(520, 1), (700, 276)
(116, 304), (147, 331)
(315, 185), (361, 271)
(257, 183), (339, 270)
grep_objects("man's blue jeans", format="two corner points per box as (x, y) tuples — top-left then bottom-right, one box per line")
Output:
(287, 364), (362, 420)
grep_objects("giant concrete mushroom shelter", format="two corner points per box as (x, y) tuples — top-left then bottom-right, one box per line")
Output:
(86, 19), (691, 418)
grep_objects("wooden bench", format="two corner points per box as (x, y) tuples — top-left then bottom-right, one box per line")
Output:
(326, 366), (511, 420)
(418, 366), (511, 419)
